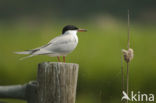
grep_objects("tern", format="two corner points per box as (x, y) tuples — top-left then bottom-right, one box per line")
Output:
(15, 25), (87, 62)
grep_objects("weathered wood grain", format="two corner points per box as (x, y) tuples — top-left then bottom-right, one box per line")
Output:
(37, 62), (79, 103)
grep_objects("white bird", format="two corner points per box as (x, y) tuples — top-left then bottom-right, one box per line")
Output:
(15, 25), (87, 62)
(121, 91), (131, 101)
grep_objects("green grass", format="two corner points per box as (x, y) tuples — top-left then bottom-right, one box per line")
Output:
(0, 20), (156, 103)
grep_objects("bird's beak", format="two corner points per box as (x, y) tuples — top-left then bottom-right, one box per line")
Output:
(78, 29), (87, 32)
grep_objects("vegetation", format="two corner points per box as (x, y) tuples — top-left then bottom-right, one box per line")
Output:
(0, 18), (156, 103)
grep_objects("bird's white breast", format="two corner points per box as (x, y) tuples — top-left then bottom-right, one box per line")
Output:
(65, 30), (78, 44)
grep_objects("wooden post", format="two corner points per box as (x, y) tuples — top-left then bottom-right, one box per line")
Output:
(0, 84), (26, 100)
(0, 62), (79, 103)
(0, 81), (37, 102)
(37, 62), (79, 103)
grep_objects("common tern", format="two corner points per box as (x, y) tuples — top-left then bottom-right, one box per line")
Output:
(15, 25), (87, 62)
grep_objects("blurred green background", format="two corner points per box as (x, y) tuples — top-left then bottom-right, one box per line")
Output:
(0, 0), (156, 103)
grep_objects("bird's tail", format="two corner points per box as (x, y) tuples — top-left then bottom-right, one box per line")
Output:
(14, 51), (31, 54)
(14, 51), (36, 60)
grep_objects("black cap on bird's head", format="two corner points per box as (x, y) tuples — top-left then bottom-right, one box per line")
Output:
(62, 25), (87, 34)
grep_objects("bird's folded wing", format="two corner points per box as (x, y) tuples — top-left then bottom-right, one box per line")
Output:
(23, 35), (70, 55)
(29, 35), (63, 51)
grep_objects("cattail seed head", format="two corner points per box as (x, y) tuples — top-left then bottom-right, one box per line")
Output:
(122, 48), (134, 63)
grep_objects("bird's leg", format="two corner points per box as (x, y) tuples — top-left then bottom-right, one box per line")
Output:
(63, 56), (66, 63)
(57, 56), (61, 62)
